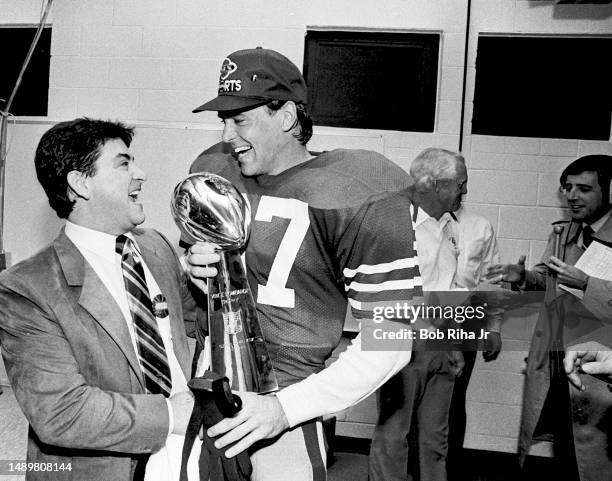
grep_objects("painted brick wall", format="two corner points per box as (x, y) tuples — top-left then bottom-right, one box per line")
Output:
(2, 0), (610, 265)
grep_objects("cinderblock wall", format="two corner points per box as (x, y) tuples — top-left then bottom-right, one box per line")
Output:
(2, 0), (610, 266)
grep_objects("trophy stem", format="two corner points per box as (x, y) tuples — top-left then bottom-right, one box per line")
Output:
(218, 254), (247, 392)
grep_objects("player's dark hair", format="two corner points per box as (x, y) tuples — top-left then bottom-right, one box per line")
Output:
(266, 100), (313, 145)
(35, 117), (134, 219)
(560, 154), (612, 203)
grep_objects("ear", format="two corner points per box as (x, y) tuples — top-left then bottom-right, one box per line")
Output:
(279, 101), (298, 133)
(431, 178), (441, 193)
(66, 170), (91, 201)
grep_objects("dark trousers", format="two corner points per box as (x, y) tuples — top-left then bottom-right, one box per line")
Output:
(446, 349), (476, 481)
(369, 349), (457, 481)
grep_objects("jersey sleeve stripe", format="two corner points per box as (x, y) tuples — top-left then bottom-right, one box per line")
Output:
(348, 267), (420, 287)
(343, 257), (418, 278)
(345, 278), (423, 293)
(349, 285), (423, 301)
(348, 297), (426, 311)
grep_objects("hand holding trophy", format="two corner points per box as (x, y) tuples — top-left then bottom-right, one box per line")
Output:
(172, 172), (278, 394)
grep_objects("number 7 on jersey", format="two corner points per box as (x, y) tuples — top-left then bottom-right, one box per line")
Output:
(254, 196), (310, 308)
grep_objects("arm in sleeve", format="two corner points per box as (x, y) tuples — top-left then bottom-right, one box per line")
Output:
(523, 231), (556, 291)
(0, 279), (169, 453)
(477, 222), (503, 333)
(276, 335), (410, 427)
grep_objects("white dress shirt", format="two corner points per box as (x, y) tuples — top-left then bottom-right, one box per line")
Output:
(411, 205), (502, 331)
(412, 206), (459, 291)
(452, 207), (501, 289)
(450, 207), (502, 332)
(65, 222), (200, 481)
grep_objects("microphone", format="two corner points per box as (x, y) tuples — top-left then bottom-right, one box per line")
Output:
(553, 224), (564, 260)
(551, 224), (565, 285)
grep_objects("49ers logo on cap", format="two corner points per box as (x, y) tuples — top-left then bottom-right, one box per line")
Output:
(218, 57), (241, 93)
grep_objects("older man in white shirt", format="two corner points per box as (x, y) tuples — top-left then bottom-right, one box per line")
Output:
(369, 148), (502, 481)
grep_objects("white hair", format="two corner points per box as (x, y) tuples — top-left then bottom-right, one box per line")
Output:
(410, 148), (465, 191)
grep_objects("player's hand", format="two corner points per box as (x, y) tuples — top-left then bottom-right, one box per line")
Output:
(207, 393), (289, 458)
(547, 256), (589, 290)
(564, 341), (612, 390)
(483, 332), (502, 362)
(485, 255), (526, 284)
(185, 242), (221, 292)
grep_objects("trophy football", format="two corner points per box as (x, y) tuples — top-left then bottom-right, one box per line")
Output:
(171, 173), (278, 394)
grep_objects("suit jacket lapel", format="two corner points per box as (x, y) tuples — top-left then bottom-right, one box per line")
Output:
(54, 230), (146, 390)
(136, 233), (191, 381)
(593, 211), (612, 243)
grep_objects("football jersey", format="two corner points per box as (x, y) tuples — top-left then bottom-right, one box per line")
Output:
(190, 148), (422, 388)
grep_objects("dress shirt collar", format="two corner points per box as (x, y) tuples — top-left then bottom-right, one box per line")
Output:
(584, 207), (612, 234)
(413, 205), (453, 229)
(451, 206), (464, 222)
(65, 221), (135, 261)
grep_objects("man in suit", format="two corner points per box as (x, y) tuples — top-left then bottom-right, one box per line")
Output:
(487, 154), (612, 481)
(0, 118), (198, 480)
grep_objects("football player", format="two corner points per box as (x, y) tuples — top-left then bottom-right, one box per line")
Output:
(186, 47), (422, 481)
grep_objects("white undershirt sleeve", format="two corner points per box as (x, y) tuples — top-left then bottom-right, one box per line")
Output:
(275, 333), (411, 428)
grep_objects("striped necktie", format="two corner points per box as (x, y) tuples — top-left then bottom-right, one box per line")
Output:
(116, 235), (172, 397)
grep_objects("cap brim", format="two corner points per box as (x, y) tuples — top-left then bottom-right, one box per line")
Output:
(192, 95), (269, 113)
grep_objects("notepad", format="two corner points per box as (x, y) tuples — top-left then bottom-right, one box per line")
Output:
(559, 239), (612, 298)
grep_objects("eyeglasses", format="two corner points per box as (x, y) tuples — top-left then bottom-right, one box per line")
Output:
(435, 178), (467, 190)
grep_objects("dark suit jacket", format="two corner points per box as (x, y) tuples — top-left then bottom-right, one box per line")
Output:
(0, 228), (196, 481)
(518, 216), (612, 481)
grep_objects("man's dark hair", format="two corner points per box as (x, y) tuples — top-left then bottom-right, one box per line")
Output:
(560, 154), (612, 203)
(35, 118), (134, 219)
(266, 100), (313, 145)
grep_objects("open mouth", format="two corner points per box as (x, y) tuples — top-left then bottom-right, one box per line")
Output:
(234, 145), (252, 158)
(129, 188), (141, 202)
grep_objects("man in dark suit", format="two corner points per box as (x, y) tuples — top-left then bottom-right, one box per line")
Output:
(0, 118), (198, 480)
(487, 155), (612, 481)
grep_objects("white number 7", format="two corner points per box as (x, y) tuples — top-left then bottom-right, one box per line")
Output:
(254, 196), (310, 308)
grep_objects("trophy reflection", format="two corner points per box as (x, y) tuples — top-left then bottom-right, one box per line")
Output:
(172, 173), (278, 393)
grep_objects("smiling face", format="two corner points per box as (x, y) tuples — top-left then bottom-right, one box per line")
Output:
(220, 105), (288, 177)
(70, 138), (146, 235)
(563, 171), (606, 223)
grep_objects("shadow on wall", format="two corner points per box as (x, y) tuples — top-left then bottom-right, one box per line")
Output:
(528, 0), (612, 20)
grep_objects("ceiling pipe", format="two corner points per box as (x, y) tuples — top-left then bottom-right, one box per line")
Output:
(458, 0), (472, 153)
(0, 0), (54, 271)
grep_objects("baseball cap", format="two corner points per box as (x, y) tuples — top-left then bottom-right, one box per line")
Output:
(192, 47), (308, 113)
